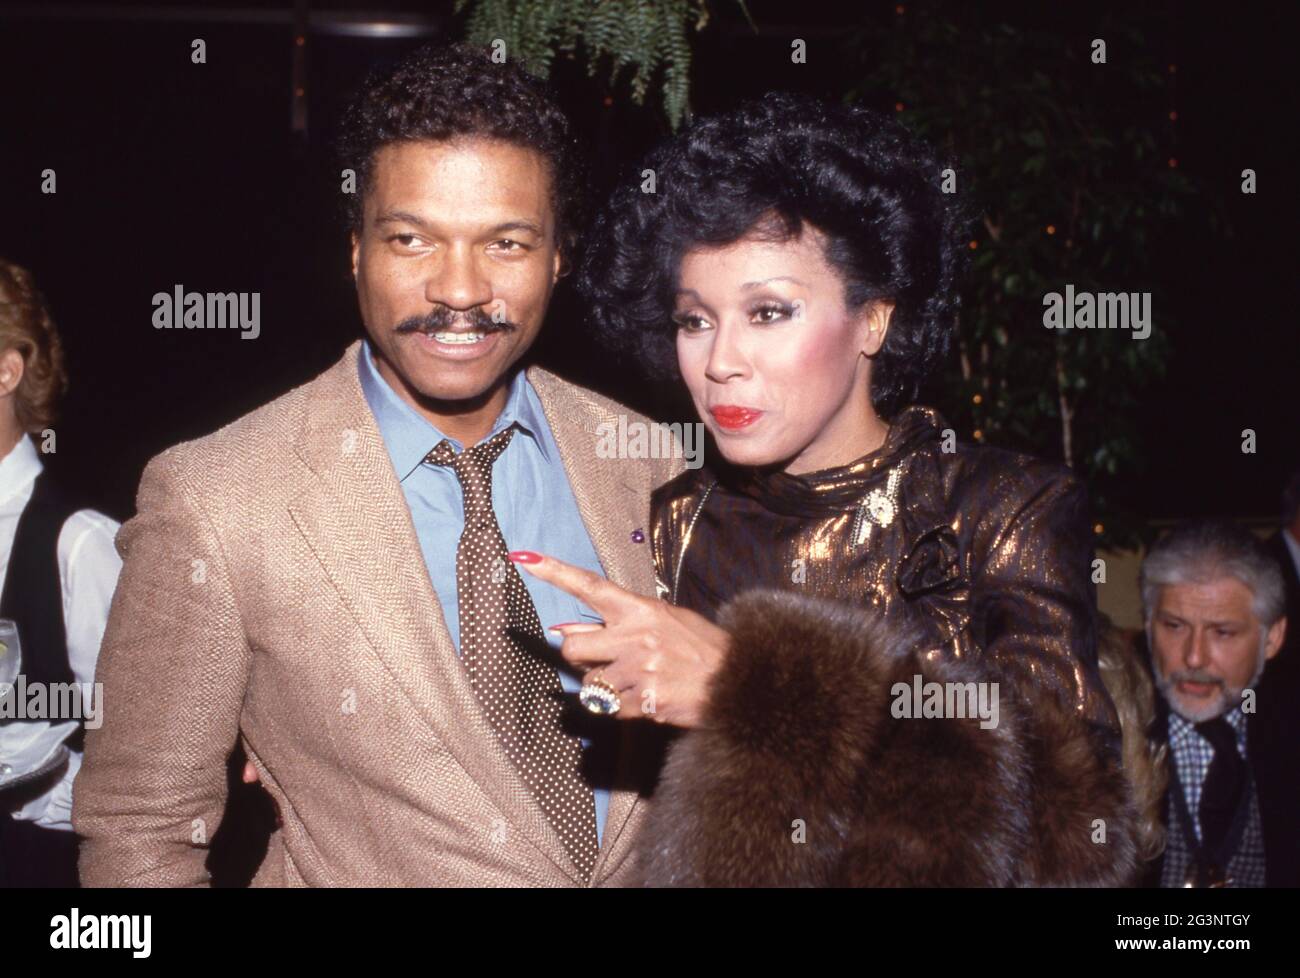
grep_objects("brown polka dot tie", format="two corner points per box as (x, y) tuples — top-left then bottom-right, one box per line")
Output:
(426, 426), (599, 879)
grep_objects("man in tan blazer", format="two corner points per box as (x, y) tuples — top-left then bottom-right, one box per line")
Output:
(73, 43), (682, 886)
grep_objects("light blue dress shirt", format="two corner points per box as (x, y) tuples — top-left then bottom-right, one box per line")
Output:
(357, 340), (610, 842)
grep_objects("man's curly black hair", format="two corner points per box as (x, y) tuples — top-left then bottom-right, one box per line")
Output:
(578, 93), (970, 418)
(337, 42), (586, 261)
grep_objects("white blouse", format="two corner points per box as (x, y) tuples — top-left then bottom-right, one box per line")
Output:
(0, 434), (121, 830)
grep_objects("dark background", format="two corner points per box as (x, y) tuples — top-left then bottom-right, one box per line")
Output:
(0, 0), (1296, 532)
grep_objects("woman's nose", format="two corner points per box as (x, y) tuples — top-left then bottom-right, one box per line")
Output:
(704, 322), (749, 384)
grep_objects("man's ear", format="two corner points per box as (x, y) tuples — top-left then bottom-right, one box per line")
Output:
(1265, 615), (1286, 660)
(553, 244), (568, 283)
(0, 348), (24, 398)
(860, 301), (895, 357)
(350, 231), (361, 279)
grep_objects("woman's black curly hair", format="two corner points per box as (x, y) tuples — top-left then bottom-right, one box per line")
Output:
(578, 93), (969, 418)
(337, 42), (586, 261)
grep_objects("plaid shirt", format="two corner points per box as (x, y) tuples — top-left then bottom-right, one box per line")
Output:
(1161, 707), (1267, 887)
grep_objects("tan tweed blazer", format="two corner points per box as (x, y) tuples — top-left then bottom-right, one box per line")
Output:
(73, 340), (683, 886)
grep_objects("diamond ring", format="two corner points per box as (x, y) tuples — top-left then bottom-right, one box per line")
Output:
(578, 673), (621, 716)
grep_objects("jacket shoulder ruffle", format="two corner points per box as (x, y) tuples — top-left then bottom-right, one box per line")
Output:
(921, 441), (1088, 548)
(642, 589), (1137, 887)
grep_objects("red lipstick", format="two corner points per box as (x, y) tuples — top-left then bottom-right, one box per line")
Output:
(710, 405), (764, 430)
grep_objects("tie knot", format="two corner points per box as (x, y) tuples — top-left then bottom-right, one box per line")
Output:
(1195, 715), (1239, 757)
(425, 426), (516, 507)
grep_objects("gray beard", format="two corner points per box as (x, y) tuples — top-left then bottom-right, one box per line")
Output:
(1154, 636), (1269, 723)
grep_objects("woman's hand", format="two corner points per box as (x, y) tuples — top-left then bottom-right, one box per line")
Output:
(509, 551), (731, 728)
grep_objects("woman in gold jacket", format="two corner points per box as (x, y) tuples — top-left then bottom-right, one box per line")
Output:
(512, 93), (1137, 886)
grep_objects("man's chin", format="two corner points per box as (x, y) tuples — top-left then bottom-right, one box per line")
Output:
(409, 371), (509, 405)
(1168, 689), (1231, 723)
(396, 344), (522, 402)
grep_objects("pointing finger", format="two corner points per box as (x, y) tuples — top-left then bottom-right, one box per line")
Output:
(509, 551), (644, 620)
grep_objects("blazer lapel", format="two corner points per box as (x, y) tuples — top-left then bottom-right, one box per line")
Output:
(286, 341), (583, 883)
(526, 366), (662, 881)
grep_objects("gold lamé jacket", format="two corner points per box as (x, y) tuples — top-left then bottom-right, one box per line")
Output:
(650, 404), (1120, 735)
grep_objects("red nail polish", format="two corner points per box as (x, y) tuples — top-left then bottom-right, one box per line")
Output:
(549, 622), (581, 631)
(508, 550), (542, 564)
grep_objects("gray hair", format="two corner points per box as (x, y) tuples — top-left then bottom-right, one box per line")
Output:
(1140, 520), (1286, 627)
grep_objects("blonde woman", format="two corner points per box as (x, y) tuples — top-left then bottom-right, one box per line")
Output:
(0, 259), (121, 887)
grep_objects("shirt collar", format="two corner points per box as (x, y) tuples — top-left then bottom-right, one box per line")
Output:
(357, 338), (550, 481)
(1223, 704), (1248, 737)
(1168, 712), (1195, 750)
(0, 434), (41, 508)
(1169, 705), (1248, 748)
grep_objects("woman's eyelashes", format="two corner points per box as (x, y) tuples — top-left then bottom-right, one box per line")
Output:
(750, 300), (796, 324)
(672, 311), (710, 333)
(672, 300), (799, 332)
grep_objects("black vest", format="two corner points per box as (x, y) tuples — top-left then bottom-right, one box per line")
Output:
(0, 469), (85, 751)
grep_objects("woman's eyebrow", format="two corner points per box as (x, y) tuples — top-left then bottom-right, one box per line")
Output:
(740, 275), (807, 289)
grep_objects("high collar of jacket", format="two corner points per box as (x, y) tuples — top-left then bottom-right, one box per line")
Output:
(723, 405), (946, 518)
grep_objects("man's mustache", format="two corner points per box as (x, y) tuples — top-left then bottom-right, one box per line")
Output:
(394, 306), (518, 335)
(1168, 670), (1224, 688)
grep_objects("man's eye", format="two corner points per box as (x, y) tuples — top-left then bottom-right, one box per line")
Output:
(492, 239), (525, 252)
(388, 234), (421, 248)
